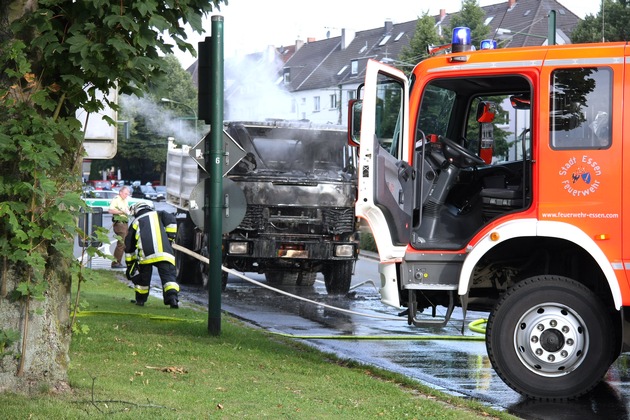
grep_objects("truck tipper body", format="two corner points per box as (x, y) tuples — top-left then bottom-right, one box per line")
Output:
(166, 120), (358, 294)
(351, 27), (630, 400)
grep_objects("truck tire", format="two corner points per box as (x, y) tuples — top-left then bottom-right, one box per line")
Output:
(265, 271), (299, 285)
(175, 216), (199, 285)
(486, 275), (615, 400)
(323, 261), (353, 295)
(297, 271), (317, 286)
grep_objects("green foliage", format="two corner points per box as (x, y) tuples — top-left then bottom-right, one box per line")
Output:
(398, 12), (443, 72)
(0, 328), (20, 357)
(571, 0), (630, 43)
(1, 0), (225, 298)
(447, 0), (491, 45)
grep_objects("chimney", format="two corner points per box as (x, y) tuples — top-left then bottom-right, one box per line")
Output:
(295, 39), (304, 51)
(508, 0), (516, 9)
(341, 28), (356, 50)
(440, 9), (446, 21)
(384, 19), (393, 34)
(307, 37), (316, 43)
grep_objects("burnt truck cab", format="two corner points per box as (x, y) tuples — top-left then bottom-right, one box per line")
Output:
(220, 120), (358, 293)
(351, 27), (628, 400)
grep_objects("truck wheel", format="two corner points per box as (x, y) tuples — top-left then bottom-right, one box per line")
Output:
(297, 271), (317, 286)
(265, 271), (299, 285)
(175, 216), (198, 285)
(323, 261), (353, 294)
(486, 275), (614, 400)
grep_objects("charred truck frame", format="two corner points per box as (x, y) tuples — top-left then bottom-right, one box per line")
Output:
(167, 120), (359, 294)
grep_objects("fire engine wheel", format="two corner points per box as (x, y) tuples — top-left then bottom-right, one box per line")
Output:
(486, 275), (614, 400)
(323, 261), (353, 295)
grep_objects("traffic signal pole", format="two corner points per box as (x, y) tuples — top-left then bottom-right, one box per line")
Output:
(198, 16), (224, 335)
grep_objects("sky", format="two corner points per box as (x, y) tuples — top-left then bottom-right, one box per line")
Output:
(174, 0), (602, 68)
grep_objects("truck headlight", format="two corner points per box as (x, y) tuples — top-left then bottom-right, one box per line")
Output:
(228, 242), (249, 255)
(334, 244), (354, 257)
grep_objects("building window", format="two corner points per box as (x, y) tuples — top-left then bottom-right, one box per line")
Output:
(348, 90), (356, 101)
(329, 94), (337, 109)
(313, 96), (320, 112)
(351, 60), (358, 75)
(283, 68), (290, 84)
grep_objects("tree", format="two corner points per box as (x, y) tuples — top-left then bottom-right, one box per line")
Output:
(397, 12), (444, 73)
(447, 0), (491, 46)
(92, 54), (200, 184)
(571, 0), (630, 43)
(0, 0), (224, 394)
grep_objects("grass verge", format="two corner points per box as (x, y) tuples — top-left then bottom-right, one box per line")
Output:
(1, 271), (516, 419)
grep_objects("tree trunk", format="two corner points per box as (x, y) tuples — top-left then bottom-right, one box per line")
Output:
(0, 254), (72, 394)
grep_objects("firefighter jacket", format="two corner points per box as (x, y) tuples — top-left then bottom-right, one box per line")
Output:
(125, 210), (177, 266)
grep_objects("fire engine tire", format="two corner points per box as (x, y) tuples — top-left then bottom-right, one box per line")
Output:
(265, 271), (299, 285)
(323, 261), (353, 295)
(297, 271), (317, 286)
(486, 275), (614, 400)
(175, 216), (199, 285)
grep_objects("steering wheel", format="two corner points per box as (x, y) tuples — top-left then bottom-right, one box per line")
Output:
(438, 135), (486, 168)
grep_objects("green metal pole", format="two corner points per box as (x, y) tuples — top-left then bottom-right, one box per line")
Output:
(207, 15), (224, 335)
(548, 10), (556, 46)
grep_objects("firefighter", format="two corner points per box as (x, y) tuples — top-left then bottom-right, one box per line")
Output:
(125, 202), (180, 308)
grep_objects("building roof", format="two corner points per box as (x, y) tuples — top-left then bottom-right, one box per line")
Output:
(281, 0), (580, 93)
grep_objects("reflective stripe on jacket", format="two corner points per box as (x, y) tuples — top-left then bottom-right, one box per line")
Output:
(125, 211), (175, 265)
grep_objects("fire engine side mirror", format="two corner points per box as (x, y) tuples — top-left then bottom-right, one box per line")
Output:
(510, 94), (530, 110)
(476, 101), (496, 123)
(348, 99), (362, 147)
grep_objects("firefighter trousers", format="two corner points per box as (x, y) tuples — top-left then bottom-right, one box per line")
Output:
(132, 261), (179, 305)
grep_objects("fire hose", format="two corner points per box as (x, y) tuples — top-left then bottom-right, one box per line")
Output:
(165, 243), (488, 340)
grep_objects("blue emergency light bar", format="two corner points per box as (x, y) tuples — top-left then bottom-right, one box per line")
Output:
(480, 39), (498, 50)
(452, 27), (472, 52)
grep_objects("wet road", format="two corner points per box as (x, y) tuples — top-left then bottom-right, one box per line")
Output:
(180, 257), (630, 420)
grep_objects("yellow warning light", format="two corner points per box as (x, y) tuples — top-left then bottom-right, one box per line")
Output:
(490, 232), (500, 241)
(594, 234), (609, 241)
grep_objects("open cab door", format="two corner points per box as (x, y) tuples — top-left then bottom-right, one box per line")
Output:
(355, 60), (412, 263)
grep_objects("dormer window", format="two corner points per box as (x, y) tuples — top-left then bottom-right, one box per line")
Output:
(283, 68), (291, 84)
(351, 60), (358, 75)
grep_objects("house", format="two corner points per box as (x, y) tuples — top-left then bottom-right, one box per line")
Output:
(191, 0), (582, 125)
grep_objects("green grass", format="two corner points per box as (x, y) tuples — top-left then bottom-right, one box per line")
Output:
(0, 272), (516, 419)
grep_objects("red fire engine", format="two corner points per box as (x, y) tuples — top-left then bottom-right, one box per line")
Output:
(350, 27), (626, 400)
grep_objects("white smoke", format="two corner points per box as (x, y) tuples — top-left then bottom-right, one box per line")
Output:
(224, 47), (294, 121)
(120, 95), (204, 146)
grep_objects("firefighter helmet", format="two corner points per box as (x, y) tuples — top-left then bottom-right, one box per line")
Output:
(130, 202), (152, 216)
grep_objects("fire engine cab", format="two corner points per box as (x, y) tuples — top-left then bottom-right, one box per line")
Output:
(350, 27), (628, 400)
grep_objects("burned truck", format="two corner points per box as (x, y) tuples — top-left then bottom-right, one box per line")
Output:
(166, 120), (359, 294)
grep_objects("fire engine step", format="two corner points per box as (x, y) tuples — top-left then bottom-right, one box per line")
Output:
(407, 289), (455, 328)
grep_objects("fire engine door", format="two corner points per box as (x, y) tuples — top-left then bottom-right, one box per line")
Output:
(356, 61), (412, 260)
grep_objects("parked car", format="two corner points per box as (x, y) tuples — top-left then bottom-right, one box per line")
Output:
(131, 184), (160, 200)
(82, 190), (154, 211)
(154, 185), (166, 201)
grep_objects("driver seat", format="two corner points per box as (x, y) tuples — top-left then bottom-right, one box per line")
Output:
(480, 175), (523, 221)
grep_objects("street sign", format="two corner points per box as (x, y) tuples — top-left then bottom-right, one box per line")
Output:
(188, 178), (247, 233)
(189, 129), (247, 176)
